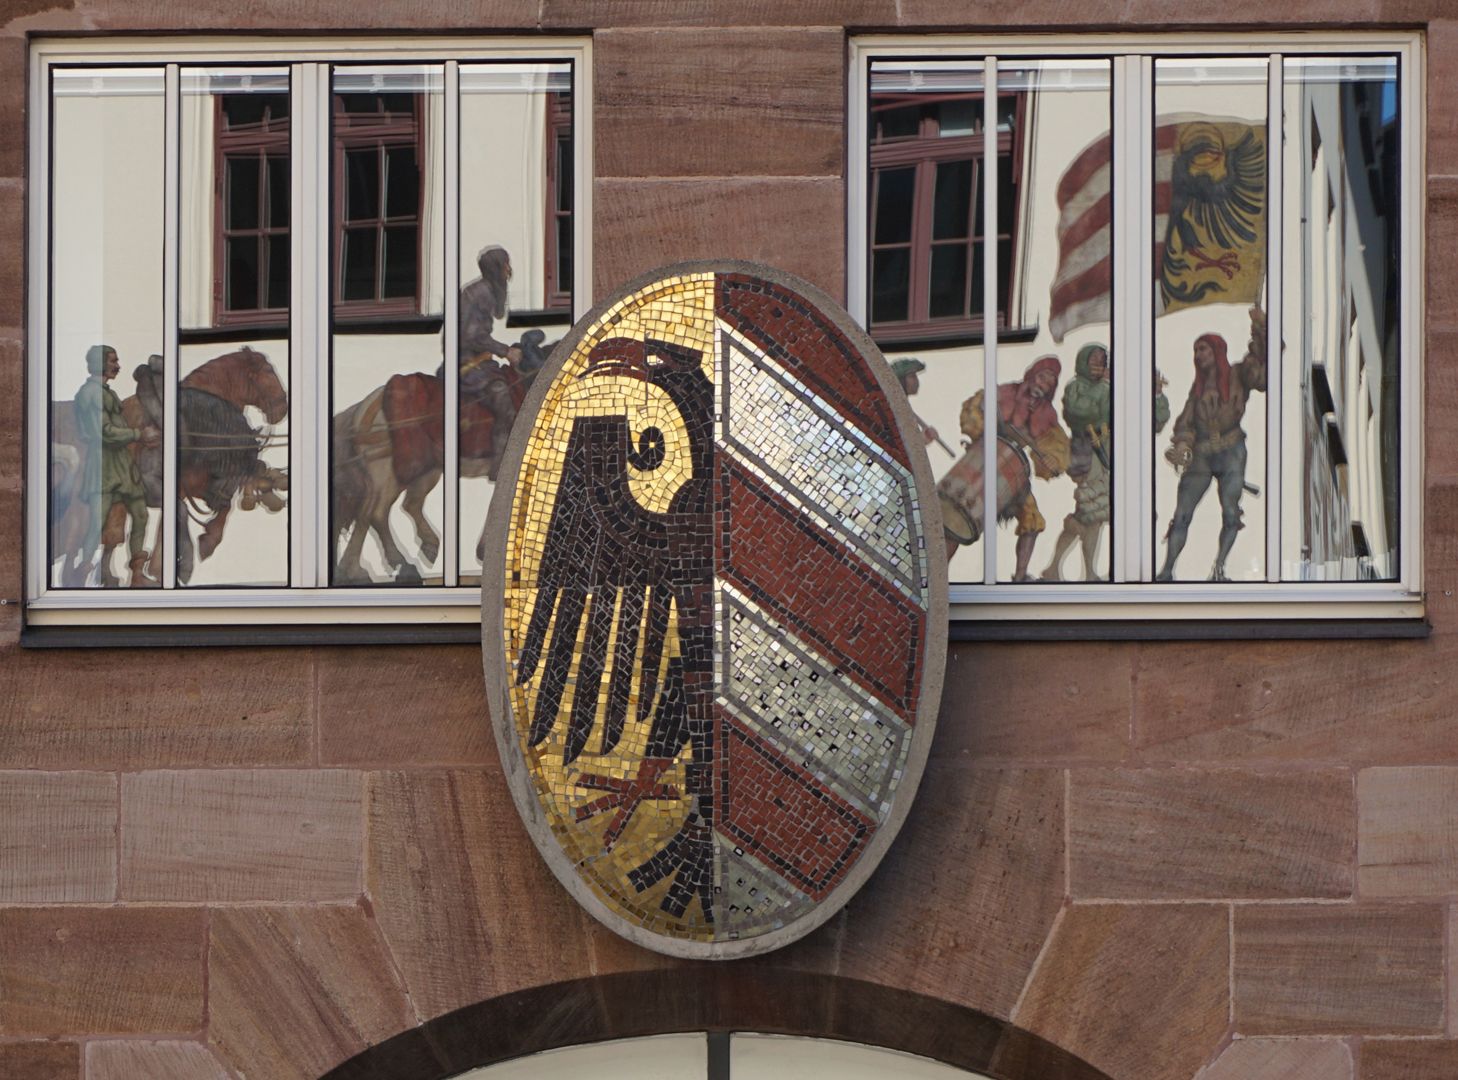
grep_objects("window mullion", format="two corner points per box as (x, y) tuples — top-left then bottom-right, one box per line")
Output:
(309, 62), (332, 588)
(1266, 53), (1285, 583)
(981, 55), (998, 585)
(442, 60), (460, 589)
(1111, 54), (1142, 584)
(1135, 55), (1156, 582)
(288, 62), (308, 589)
(162, 63), (180, 589)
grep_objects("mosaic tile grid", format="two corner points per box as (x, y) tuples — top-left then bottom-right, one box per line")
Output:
(495, 268), (934, 951)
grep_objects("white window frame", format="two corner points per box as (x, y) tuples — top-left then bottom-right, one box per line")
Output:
(849, 32), (1425, 622)
(25, 35), (593, 628)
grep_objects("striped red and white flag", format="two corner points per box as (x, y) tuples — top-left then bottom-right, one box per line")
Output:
(1047, 121), (1184, 342)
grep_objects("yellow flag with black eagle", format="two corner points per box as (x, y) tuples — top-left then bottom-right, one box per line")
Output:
(1157, 117), (1267, 314)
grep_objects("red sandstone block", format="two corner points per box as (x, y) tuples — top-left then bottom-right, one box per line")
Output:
(86, 1041), (230, 1080)
(1014, 904), (1229, 1080)
(0, 644), (312, 769)
(1197, 1038), (1353, 1080)
(317, 645), (492, 766)
(1360, 767), (1458, 898)
(541, 0), (897, 27)
(1071, 768), (1354, 900)
(120, 769), (363, 902)
(594, 29), (842, 178)
(1235, 904), (1444, 1035)
(366, 770), (594, 1019)
(593, 178), (845, 305)
(1360, 1039), (1458, 1079)
(938, 642), (1131, 762)
(0, 771), (116, 903)
(0, 907), (205, 1036)
(0, 1042), (80, 1080)
(1132, 638), (1457, 765)
(208, 906), (415, 1080)
(839, 766), (1064, 1019)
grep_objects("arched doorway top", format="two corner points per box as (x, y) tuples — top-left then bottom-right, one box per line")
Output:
(320, 968), (1114, 1080)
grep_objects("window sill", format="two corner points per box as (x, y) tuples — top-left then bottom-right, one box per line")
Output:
(949, 617), (1429, 641)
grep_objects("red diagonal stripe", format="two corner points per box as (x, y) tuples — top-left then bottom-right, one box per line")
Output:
(718, 712), (874, 902)
(721, 457), (923, 722)
(718, 275), (912, 471)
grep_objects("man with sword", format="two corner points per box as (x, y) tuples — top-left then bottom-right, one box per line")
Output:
(1156, 307), (1267, 582)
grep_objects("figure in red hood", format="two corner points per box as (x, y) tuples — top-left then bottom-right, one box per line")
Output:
(1157, 308), (1267, 581)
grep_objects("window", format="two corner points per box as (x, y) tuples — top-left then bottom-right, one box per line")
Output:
(868, 89), (1025, 345)
(27, 38), (590, 628)
(215, 88), (290, 326)
(850, 36), (1422, 621)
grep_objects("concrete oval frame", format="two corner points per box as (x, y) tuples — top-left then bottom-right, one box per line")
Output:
(482, 260), (949, 959)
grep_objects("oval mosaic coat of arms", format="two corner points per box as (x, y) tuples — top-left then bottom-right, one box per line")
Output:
(482, 262), (947, 958)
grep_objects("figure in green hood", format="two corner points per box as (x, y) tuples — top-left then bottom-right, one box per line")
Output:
(1042, 342), (1113, 581)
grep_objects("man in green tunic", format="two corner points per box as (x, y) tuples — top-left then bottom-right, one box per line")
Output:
(1040, 344), (1171, 581)
(75, 345), (158, 586)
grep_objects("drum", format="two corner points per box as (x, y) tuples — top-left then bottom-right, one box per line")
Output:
(936, 438), (1032, 549)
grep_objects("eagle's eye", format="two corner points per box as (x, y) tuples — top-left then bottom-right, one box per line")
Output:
(628, 426), (666, 471)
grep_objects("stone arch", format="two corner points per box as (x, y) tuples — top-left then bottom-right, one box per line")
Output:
(320, 968), (1114, 1080)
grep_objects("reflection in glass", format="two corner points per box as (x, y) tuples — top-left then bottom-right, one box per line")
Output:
(995, 60), (1112, 583)
(331, 65), (446, 586)
(1281, 57), (1400, 581)
(457, 63), (574, 582)
(179, 68), (291, 587)
(867, 60), (989, 583)
(1152, 59), (1270, 583)
(48, 69), (165, 589)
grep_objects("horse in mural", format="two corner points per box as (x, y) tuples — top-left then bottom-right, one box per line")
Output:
(331, 329), (550, 585)
(50, 348), (289, 586)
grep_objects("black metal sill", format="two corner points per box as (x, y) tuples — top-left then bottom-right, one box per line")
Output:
(21, 616), (1430, 649)
(949, 618), (1431, 641)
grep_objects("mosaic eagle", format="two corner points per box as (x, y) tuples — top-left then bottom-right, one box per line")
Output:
(1161, 120), (1266, 308)
(514, 335), (717, 919)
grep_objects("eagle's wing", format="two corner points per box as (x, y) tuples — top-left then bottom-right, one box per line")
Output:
(515, 415), (675, 766)
(1190, 128), (1265, 250)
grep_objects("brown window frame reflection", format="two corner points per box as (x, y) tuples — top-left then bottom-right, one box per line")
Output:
(544, 89), (573, 312)
(331, 91), (425, 321)
(868, 91), (1026, 347)
(213, 93), (290, 328)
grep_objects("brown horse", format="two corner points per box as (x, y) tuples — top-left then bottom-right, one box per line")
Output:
(51, 348), (288, 586)
(332, 330), (547, 585)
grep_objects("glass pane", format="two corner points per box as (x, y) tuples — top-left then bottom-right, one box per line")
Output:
(556, 130), (572, 212)
(556, 217), (572, 290)
(49, 68), (165, 589)
(345, 147), (379, 222)
(869, 60), (988, 584)
(871, 248), (910, 323)
(267, 154), (289, 227)
(1153, 58), (1269, 583)
(227, 156), (260, 230)
(936, 98), (977, 137)
(222, 94), (264, 128)
(266, 233), (290, 310)
(928, 244), (968, 318)
(384, 145), (419, 220)
(341, 227), (378, 300)
(382, 224), (418, 298)
(457, 61), (573, 581)
(1281, 56), (1400, 581)
(995, 59), (1113, 583)
(873, 104), (919, 141)
(873, 166), (915, 245)
(179, 67), (291, 587)
(932, 159), (972, 240)
(226, 237), (260, 311)
(332, 65), (445, 586)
